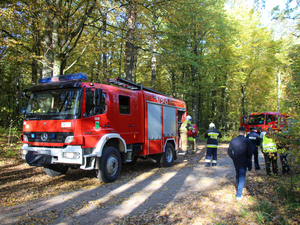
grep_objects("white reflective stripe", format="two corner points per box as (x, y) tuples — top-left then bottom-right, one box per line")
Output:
(208, 132), (219, 136)
(262, 143), (276, 147)
(262, 143), (277, 152)
(207, 145), (218, 148)
(205, 159), (211, 162)
(212, 160), (217, 163)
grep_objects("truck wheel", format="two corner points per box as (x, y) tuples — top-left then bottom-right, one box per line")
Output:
(157, 143), (175, 167)
(97, 146), (121, 183)
(44, 164), (69, 177)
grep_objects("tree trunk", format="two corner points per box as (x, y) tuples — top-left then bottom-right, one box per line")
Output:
(42, 0), (96, 77)
(151, 10), (158, 90)
(125, 2), (136, 81)
(102, 11), (108, 80)
(42, 2), (54, 78)
(241, 84), (246, 116)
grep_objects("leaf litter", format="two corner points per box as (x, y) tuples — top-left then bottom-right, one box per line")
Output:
(0, 142), (299, 224)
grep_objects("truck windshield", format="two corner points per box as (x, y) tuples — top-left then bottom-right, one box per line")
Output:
(26, 88), (81, 119)
(248, 114), (265, 125)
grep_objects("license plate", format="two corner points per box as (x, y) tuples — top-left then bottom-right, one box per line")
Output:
(37, 150), (51, 155)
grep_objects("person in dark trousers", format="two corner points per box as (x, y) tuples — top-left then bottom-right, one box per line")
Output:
(204, 123), (222, 166)
(246, 127), (261, 170)
(261, 127), (278, 176)
(276, 129), (291, 174)
(228, 127), (253, 200)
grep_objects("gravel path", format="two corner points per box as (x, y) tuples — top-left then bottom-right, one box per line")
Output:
(0, 142), (265, 225)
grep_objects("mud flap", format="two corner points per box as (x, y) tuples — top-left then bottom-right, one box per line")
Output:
(26, 151), (52, 167)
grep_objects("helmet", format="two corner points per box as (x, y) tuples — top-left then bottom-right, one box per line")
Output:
(186, 115), (192, 121)
(209, 123), (215, 128)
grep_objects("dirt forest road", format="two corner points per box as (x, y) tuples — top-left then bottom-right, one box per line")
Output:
(0, 142), (264, 225)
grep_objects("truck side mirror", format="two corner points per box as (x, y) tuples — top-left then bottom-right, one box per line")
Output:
(93, 89), (103, 107)
(19, 91), (26, 99)
(18, 89), (29, 99)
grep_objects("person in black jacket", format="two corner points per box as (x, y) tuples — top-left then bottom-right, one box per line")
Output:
(228, 127), (253, 200)
(204, 123), (222, 166)
(246, 127), (261, 170)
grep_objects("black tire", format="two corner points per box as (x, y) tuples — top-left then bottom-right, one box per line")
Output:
(157, 143), (175, 167)
(97, 146), (121, 183)
(44, 164), (69, 177)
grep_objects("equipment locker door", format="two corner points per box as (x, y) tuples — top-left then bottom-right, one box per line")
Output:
(147, 103), (162, 154)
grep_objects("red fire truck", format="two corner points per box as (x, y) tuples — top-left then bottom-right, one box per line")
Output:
(240, 112), (290, 135)
(20, 73), (187, 183)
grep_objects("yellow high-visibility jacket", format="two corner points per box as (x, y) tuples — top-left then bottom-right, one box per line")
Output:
(262, 135), (277, 153)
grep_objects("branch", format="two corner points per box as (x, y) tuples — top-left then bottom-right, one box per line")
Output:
(64, 27), (102, 73)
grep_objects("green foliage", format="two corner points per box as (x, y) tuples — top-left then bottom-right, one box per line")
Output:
(254, 200), (274, 223)
(0, 126), (22, 159)
(0, 0), (296, 135)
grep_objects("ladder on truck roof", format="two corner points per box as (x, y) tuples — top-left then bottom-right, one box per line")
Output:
(105, 77), (170, 97)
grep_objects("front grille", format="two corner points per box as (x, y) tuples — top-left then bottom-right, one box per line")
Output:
(24, 132), (74, 143)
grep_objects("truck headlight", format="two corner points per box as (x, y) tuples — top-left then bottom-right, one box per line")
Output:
(20, 149), (28, 156)
(63, 152), (80, 159)
(65, 136), (74, 143)
(23, 135), (28, 142)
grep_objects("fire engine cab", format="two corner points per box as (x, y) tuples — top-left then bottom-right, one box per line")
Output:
(240, 112), (290, 135)
(20, 73), (187, 183)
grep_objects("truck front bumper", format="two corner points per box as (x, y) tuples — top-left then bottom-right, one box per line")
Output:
(21, 144), (83, 165)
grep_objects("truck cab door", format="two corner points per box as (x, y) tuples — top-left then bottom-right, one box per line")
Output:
(81, 88), (113, 148)
(115, 90), (140, 143)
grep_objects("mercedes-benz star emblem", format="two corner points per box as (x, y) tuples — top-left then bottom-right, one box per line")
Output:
(41, 133), (48, 141)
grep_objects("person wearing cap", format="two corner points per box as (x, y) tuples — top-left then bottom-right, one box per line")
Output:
(228, 127), (253, 200)
(261, 127), (278, 176)
(204, 122), (222, 166)
(246, 127), (262, 170)
(179, 115), (193, 155)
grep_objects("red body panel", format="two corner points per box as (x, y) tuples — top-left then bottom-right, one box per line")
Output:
(22, 81), (186, 157)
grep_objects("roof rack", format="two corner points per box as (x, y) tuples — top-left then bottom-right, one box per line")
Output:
(105, 77), (170, 97)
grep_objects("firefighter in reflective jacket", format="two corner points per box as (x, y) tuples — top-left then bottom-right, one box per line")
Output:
(204, 123), (222, 166)
(179, 115), (193, 155)
(261, 127), (278, 175)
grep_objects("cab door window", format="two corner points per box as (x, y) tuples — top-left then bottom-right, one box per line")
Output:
(266, 115), (275, 124)
(85, 90), (106, 116)
(119, 95), (130, 114)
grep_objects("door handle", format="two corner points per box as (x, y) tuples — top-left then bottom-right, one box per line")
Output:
(129, 124), (133, 127)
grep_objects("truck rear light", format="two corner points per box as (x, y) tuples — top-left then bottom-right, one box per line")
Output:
(65, 136), (74, 143)
(63, 152), (80, 159)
